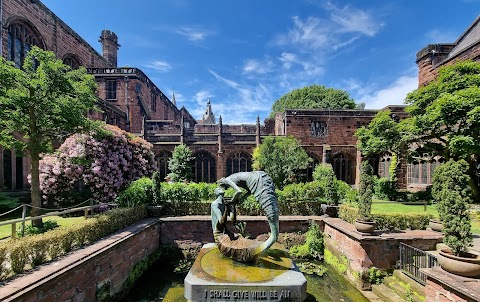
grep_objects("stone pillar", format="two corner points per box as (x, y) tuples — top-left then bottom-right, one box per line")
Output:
(322, 144), (331, 164)
(355, 147), (362, 189)
(218, 116), (223, 154)
(256, 116), (261, 147)
(180, 116), (185, 144)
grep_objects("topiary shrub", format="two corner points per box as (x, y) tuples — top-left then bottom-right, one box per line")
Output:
(374, 177), (397, 201)
(313, 164), (339, 205)
(152, 171), (162, 206)
(358, 161), (374, 221)
(432, 159), (473, 256)
(116, 177), (153, 208)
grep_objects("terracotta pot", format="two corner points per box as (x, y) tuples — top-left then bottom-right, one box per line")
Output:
(354, 219), (376, 233)
(438, 248), (480, 278)
(429, 219), (443, 232)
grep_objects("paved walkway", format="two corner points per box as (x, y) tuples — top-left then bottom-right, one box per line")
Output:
(472, 235), (480, 252)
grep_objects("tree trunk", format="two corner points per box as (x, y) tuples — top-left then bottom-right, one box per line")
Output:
(30, 150), (43, 228)
(468, 175), (480, 203)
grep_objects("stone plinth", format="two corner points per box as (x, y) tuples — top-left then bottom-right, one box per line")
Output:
(423, 267), (480, 302)
(184, 243), (307, 302)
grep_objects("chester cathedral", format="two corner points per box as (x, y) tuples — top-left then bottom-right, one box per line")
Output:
(1, 0), (480, 193)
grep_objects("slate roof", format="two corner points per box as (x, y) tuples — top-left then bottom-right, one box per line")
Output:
(448, 16), (480, 59)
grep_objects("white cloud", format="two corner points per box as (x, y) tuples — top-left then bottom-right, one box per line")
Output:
(326, 2), (383, 36)
(143, 60), (172, 72)
(242, 58), (274, 74)
(357, 75), (418, 109)
(275, 16), (329, 50)
(176, 26), (211, 42)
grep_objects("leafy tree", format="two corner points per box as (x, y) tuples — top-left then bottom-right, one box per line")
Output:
(168, 144), (194, 182)
(0, 47), (98, 225)
(356, 61), (480, 201)
(252, 136), (312, 189)
(358, 161), (374, 221)
(270, 84), (357, 118)
(432, 159), (472, 255)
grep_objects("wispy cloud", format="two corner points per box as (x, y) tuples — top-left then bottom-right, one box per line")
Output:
(143, 60), (172, 72)
(242, 58), (274, 75)
(175, 26), (212, 42)
(326, 2), (383, 36)
(193, 89), (213, 105)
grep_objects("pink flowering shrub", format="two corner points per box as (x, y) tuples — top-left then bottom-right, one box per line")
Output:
(38, 125), (156, 205)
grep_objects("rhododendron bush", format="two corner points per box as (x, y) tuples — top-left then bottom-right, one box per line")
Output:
(38, 125), (156, 205)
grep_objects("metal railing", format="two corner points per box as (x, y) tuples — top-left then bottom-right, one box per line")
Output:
(0, 199), (116, 239)
(399, 242), (438, 285)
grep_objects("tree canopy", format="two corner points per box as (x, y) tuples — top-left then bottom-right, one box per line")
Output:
(0, 47), (99, 223)
(168, 144), (195, 182)
(356, 60), (480, 200)
(269, 84), (358, 118)
(252, 136), (312, 189)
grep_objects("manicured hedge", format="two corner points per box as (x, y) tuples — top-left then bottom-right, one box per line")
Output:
(338, 204), (433, 231)
(0, 206), (147, 280)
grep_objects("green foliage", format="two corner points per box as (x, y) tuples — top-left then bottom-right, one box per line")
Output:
(116, 177), (153, 208)
(358, 162), (374, 220)
(17, 219), (59, 237)
(0, 207), (147, 280)
(324, 248), (348, 274)
(367, 267), (387, 285)
(0, 47), (100, 220)
(374, 177), (397, 201)
(152, 171), (163, 206)
(269, 84), (357, 118)
(432, 159), (473, 255)
(389, 153), (399, 183)
(339, 205), (433, 231)
(252, 136), (312, 189)
(289, 222), (324, 260)
(359, 61), (480, 200)
(168, 144), (194, 182)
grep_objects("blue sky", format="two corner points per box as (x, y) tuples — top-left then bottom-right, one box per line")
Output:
(42, 0), (480, 124)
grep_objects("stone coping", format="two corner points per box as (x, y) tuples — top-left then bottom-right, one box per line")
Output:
(159, 215), (325, 222)
(323, 218), (444, 241)
(423, 267), (480, 301)
(0, 218), (159, 302)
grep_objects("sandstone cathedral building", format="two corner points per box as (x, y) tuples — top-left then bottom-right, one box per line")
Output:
(1, 0), (480, 194)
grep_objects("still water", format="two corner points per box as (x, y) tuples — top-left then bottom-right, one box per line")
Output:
(121, 259), (369, 302)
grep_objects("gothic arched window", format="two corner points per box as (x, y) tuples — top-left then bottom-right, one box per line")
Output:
(62, 54), (81, 69)
(226, 152), (252, 176)
(332, 153), (353, 184)
(156, 151), (171, 180)
(7, 22), (43, 68)
(195, 151), (216, 183)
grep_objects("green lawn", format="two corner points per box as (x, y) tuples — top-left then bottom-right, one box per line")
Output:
(0, 216), (86, 240)
(371, 199), (439, 217)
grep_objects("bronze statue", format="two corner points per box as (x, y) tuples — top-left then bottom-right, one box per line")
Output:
(212, 171), (279, 262)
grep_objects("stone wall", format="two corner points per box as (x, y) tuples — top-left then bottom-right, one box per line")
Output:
(423, 267), (480, 302)
(322, 218), (443, 290)
(0, 219), (160, 302)
(159, 216), (315, 245)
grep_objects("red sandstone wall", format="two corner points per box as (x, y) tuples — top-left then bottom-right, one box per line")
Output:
(3, 221), (160, 302)
(2, 0), (108, 68)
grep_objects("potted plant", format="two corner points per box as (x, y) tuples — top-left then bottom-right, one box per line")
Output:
(355, 161), (376, 233)
(433, 159), (480, 277)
